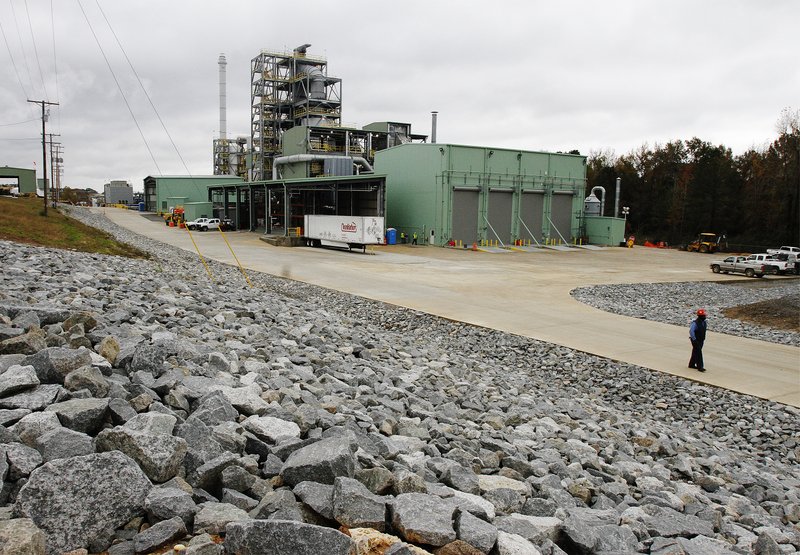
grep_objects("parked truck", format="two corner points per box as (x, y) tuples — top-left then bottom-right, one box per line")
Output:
(303, 215), (385, 252)
(745, 253), (794, 275)
(710, 256), (771, 278)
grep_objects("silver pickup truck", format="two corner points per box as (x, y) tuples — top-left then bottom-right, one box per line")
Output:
(710, 256), (772, 278)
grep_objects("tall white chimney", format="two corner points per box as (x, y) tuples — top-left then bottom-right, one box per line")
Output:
(219, 54), (227, 140)
(431, 111), (438, 144)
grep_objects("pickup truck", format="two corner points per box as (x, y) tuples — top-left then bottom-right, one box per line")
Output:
(710, 256), (771, 278)
(766, 246), (800, 257)
(198, 218), (221, 231)
(185, 217), (209, 231)
(745, 253), (795, 275)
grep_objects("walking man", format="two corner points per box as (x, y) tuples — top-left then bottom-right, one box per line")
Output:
(412, 232), (418, 245)
(688, 308), (707, 372)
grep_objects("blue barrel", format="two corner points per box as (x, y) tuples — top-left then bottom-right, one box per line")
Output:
(138, 202), (145, 212)
(386, 228), (397, 245)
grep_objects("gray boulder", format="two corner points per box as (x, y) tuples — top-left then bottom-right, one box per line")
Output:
(193, 502), (251, 535)
(0, 385), (63, 411)
(144, 487), (197, 528)
(456, 510), (498, 554)
(281, 437), (355, 486)
(13, 451), (152, 555)
(391, 493), (458, 547)
(0, 328), (46, 356)
(63, 365), (110, 398)
(0, 517), (46, 555)
(495, 514), (562, 544)
(34, 427), (94, 462)
(640, 505), (715, 538)
(186, 532), (225, 555)
(332, 476), (387, 531)
(45, 398), (109, 435)
(494, 531), (542, 554)
(95, 426), (187, 483)
(242, 415), (301, 443)
(224, 519), (355, 555)
(10, 411), (62, 447)
(23, 347), (92, 384)
(442, 463), (480, 495)
(4, 442), (43, 480)
(294, 481), (335, 520)
(133, 516), (186, 554)
(192, 391), (239, 427)
(0, 365), (40, 398)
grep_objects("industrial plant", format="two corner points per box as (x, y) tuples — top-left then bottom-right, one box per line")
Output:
(145, 44), (625, 247)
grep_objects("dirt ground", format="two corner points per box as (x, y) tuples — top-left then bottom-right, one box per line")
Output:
(721, 279), (800, 332)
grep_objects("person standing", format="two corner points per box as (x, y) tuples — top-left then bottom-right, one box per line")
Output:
(688, 309), (707, 372)
(412, 232), (418, 245)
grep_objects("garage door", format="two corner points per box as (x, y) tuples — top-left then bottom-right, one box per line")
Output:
(451, 188), (479, 244)
(549, 193), (573, 241)
(487, 190), (513, 244)
(520, 191), (544, 242)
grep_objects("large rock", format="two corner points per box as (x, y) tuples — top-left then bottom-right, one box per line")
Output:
(133, 516), (186, 554)
(95, 426), (187, 483)
(224, 519), (355, 555)
(242, 415), (301, 443)
(294, 481), (335, 520)
(45, 398), (109, 435)
(10, 411), (62, 447)
(495, 514), (561, 544)
(208, 385), (269, 416)
(0, 385), (63, 411)
(332, 477), (387, 531)
(23, 347), (93, 384)
(0, 518), (46, 555)
(193, 502), (251, 535)
(0, 328), (46, 356)
(391, 493), (457, 547)
(13, 451), (152, 555)
(192, 391), (239, 427)
(0, 365), (40, 398)
(456, 510), (498, 554)
(144, 487), (198, 528)
(494, 531), (542, 555)
(34, 427), (94, 462)
(281, 437), (355, 486)
(63, 366), (109, 398)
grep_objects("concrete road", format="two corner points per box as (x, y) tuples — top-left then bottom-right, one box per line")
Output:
(99, 208), (800, 407)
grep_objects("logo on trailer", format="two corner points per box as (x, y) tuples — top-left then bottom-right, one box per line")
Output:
(341, 222), (358, 233)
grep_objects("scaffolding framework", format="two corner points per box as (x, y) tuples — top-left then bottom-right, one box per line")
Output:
(251, 48), (342, 181)
(213, 137), (249, 180)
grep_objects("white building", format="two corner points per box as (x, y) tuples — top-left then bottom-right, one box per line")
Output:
(104, 180), (133, 205)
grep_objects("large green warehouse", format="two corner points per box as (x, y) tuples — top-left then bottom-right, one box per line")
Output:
(375, 144), (586, 246)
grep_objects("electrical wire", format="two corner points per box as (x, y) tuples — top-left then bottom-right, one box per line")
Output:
(0, 118), (39, 126)
(23, 0), (49, 99)
(8, 0), (35, 95)
(50, 0), (60, 130)
(94, 0), (192, 179)
(0, 17), (31, 100)
(76, 0), (162, 175)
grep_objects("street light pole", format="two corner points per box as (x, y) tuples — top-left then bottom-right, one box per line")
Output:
(27, 99), (59, 216)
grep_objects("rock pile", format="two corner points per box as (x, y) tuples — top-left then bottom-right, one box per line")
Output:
(1, 212), (799, 554)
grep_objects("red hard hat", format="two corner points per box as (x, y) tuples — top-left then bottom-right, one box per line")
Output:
(697, 309), (706, 317)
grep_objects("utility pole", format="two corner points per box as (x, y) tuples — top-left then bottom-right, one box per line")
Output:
(27, 99), (59, 216)
(47, 133), (61, 208)
(54, 144), (63, 205)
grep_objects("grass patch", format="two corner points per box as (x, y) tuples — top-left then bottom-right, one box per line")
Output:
(0, 196), (149, 258)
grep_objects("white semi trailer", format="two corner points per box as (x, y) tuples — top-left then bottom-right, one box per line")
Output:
(303, 215), (385, 252)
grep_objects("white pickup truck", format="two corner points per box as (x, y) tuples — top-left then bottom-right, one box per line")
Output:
(185, 217), (210, 231)
(710, 256), (771, 278)
(766, 246), (800, 257)
(746, 253), (795, 275)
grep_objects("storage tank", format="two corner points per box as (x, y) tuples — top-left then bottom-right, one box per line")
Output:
(584, 186), (605, 216)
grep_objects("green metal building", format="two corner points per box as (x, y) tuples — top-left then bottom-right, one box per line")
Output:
(143, 175), (243, 213)
(375, 143), (587, 246)
(0, 166), (37, 194)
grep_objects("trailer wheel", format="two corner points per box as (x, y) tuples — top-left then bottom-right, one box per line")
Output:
(711, 265), (720, 273)
(745, 268), (755, 277)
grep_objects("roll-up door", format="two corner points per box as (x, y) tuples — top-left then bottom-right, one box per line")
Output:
(520, 191), (544, 242)
(487, 189), (513, 244)
(451, 188), (479, 244)
(549, 193), (573, 241)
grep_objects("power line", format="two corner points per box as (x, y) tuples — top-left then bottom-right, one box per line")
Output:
(94, 0), (191, 179)
(0, 117), (39, 126)
(0, 137), (41, 141)
(50, 0), (60, 129)
(0, 17), (31, 100)
(23, 0), (49, 99)
(76, 0), (162, 175)
(8, 0), (35, 95)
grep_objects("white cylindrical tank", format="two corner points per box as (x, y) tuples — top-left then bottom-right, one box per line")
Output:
(584, 186), (605, 216)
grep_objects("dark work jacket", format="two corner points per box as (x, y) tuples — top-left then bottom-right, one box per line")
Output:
(690, 318), (707, 342)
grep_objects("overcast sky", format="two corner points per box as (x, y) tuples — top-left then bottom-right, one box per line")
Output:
(1, 0), (797, 192)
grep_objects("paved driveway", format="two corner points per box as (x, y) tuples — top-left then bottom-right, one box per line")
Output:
(99, 208), (800, 407)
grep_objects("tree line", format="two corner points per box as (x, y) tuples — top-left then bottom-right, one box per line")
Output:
(586, 109), (800, 250)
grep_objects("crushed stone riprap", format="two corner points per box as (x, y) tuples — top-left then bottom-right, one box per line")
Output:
(0, 208), (797, 554)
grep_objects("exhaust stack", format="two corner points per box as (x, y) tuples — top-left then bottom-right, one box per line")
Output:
(219, 54), (227, 140)
(431, 111), (438, 144)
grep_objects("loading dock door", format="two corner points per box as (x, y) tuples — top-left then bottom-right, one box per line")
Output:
(520, 191), (544, 242)
(451, 188), (479, 244)
(487, 190), (513, 244)
(549, 193), (573, 241)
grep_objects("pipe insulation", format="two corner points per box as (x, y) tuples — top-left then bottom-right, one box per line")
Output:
(272, 154), (374, 181)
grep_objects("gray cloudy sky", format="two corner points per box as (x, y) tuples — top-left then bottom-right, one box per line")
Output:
(1, 0), (797, 192)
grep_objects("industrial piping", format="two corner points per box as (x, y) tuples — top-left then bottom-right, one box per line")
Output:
(590, 186), (606, 216)
(271, 154), (373, 180)
(614, 177), (621, 218)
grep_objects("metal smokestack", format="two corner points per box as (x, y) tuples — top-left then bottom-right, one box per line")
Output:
(431, 111), (438, 144)
(614, 177), (621, 218)
(218, 54), (227, 140)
